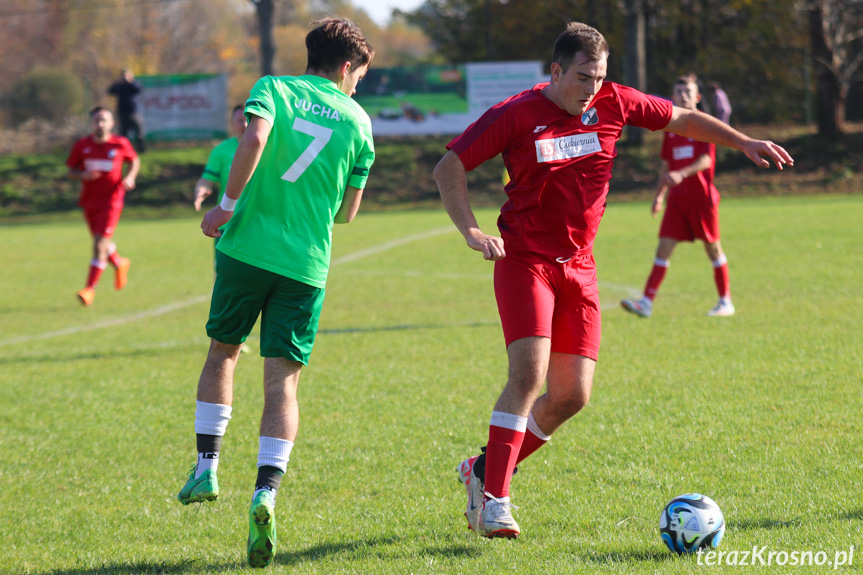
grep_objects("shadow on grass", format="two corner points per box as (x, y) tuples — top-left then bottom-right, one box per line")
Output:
(44, 557), (243, 575)
(0, 344), (202, 366)
(275, 535), (480, 566)
(318, 320), (497, 336)
(584, 548), (678, 565)
(838, 509), (863, 522)
(729, 517), (804, 530)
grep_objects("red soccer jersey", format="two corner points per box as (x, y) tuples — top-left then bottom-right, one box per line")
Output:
(448, 82), (673, 256)
(660, 132), (719, 206)
(66, 134), (137, 210)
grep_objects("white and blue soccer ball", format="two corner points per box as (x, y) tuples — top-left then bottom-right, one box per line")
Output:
(659, 493), (725, 554)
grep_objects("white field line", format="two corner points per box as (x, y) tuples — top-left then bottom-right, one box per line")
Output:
(330, 226), (453, 265)
(1, 226), (639, 347)
(0, 227), (455, 348)
(0, 295), (211, 347)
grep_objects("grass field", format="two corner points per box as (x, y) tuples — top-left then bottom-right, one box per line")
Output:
(1, 195), (861, 574)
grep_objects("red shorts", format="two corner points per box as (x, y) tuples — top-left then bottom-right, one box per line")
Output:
(83, 204), (123, 238)
(494, 249), (601, 360)
(659, 197), (720, 243)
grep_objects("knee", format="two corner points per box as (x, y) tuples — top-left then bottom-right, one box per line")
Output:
(209, 339), (242, 361)
(556, 389), (591, 418)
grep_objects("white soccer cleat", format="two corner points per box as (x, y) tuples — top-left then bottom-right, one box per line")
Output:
(457, 456), (484, 532)
(478, 492), (520, 539)
(621, 297), (652, 318)
(707, 300), (735, 317)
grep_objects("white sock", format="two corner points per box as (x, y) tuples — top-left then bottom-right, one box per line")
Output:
(197, 451), (219, 475)
(194, 401), (232, 478)
(257, 436), (293, 472)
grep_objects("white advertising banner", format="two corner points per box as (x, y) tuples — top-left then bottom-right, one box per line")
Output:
(139, 74), (228, 141)
(355, 61), (545, 136)
(466, 61), (545, 114)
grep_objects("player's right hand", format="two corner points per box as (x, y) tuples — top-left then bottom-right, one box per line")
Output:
(201, 206), (232, 238)
(465, 229), (506, 261)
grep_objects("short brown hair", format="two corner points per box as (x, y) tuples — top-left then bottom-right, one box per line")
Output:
(552, 22), (609, 72)
(89, 106), (111, 117)
(306, 17), (374, 75)
(674, 73), (699, 86)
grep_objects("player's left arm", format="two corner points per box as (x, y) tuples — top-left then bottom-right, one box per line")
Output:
(335, 186), (363, 224)
(201, 114), (271, 237)
(663, 107), (793, 170)
(122, 155), (140, 190)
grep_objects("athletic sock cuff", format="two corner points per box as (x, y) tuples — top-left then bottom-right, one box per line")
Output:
(527, 412), (552, 441)
(490, 411), (528, 432)
(194, 400), (232, 436)
(257, 436), (294, 472)
(654, 258), (670, 268)
(90, 259), (108, 269)
(712, 255), (728, 268)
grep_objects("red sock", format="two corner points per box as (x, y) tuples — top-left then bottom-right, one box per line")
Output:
(516, 429), (548, 464)
(86, 260), (107, 288)
(713, 261), (730, 298)
(108, 251), (122, 268)
(484, 414), (526, 499)
(644, 259), (669, 301)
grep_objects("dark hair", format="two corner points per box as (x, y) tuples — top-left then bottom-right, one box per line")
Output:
(306, 17), (374, 75)
(674, 73), (699, 87)
(89, 106), (111, 117)
(552, 22), (609, 72)
(232, 104), (244, 115)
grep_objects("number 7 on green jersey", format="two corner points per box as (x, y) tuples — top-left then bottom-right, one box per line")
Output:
(281, 117), (333, 183)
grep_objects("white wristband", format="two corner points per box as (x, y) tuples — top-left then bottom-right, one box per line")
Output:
(219, 194), (237, 211)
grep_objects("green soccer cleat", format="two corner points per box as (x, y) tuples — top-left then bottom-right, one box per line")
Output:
(177, 467), (219, 505)
(247, 490), (277, 568)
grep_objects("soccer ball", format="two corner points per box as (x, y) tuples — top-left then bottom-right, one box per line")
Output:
(659, 493), (725, 554)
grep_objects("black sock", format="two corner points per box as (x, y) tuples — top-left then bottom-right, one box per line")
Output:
(197, 434), (222, 458)
(255, 465), (284, 494)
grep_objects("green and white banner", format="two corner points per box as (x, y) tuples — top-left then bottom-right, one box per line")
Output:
(138, 74), (227, 141)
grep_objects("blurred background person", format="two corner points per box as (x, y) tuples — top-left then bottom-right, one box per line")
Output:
(108, 69), (147, 152)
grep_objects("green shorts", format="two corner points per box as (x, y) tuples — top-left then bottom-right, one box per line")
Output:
(207, 251), (325, 364)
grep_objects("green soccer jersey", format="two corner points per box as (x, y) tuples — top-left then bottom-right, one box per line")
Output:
(201, 137), (239, 201)
(216, 75), (375, 288)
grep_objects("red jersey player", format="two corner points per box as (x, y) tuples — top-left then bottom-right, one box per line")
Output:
(621, 75), (733, 318)
(434, 23), (793, 539)
(67, 107), (140, 306)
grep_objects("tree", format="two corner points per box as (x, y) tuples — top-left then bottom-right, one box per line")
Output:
(801, 0), (863, 136)
(623, 0), (646, 145)
(251, 0), (277, 76)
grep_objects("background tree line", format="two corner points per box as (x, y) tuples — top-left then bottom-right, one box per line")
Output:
(0, 0), (860, 142)
(399, 0), (863, 136)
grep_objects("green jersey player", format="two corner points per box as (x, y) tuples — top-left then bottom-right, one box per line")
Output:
(193, 104), (249, 276)
(177, 17), (375, 569)
(193, 104), (248, 211)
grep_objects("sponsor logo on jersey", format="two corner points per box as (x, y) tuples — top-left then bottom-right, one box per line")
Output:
(581, 107), (599, 126)
(672, 145), (695, 160)
(84, 158), (115, 173)
(533, 125), (548, 133)
(294, 99), (341, 121)
(108, 149), (117, 158)
(535, 132), (602, 163)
